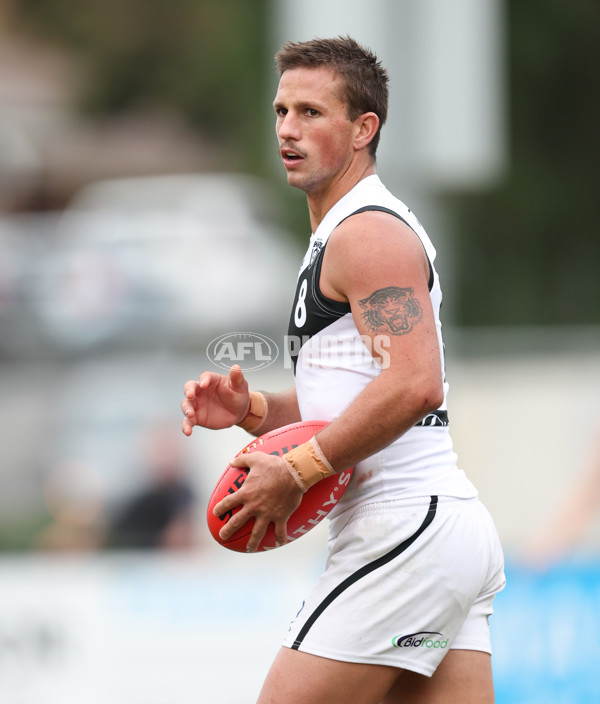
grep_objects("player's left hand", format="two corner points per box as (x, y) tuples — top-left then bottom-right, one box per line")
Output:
(213, 451), (303, 552)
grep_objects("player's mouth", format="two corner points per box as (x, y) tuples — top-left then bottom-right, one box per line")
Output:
(280, 147), (305, 168)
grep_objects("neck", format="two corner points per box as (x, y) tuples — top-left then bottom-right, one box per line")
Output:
(307, 162), (377, 233)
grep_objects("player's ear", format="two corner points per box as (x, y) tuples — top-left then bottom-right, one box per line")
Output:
(354, 112), (379, 152)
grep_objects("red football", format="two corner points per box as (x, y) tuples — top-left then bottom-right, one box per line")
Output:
(207, 420), (354, 552)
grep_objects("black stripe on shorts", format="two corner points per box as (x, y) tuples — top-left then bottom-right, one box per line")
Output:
(291, 495), (439, 650)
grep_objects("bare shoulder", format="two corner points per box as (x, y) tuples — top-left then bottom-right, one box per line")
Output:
(322, 210), (430, 301)
(331, 209), (417, 247)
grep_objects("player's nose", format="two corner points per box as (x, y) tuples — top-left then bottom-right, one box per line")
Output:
(277, 112), (301, 141)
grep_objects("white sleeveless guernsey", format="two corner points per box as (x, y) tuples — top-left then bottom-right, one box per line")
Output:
(286, 175), (477, 529)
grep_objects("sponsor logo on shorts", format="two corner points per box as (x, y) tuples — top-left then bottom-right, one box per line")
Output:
(392, 631), (448, 649)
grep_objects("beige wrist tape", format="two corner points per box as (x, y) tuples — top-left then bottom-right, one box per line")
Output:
(237, 391), (267, 433)
(283, 436), (335, 492)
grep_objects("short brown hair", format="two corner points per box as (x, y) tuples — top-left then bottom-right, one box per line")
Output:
(274, 36), (389, 157)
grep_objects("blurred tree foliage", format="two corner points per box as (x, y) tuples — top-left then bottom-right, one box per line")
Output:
(15, 0), (271, 171)
(445, 0), (600, 326)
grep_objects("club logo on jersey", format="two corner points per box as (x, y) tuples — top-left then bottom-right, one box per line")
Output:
(392, 631), (448, 649)
(207, 332), (279, 372)
(308, 240), (323, 269)
(359, 286), (423, 335)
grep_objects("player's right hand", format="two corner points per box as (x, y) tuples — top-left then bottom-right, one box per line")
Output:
(181, 365), (250, 435)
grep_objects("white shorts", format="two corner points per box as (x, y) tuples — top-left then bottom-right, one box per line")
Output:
(282, 496), (506, 677)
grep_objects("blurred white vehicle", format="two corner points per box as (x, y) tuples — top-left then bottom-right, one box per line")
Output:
(26, 173), (301, 354)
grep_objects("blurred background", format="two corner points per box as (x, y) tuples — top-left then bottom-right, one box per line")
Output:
(0, 0), (599, 702)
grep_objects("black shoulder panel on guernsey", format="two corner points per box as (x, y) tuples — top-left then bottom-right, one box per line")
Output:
(287, 236), (350, 373)
(287, 205), (434, 373)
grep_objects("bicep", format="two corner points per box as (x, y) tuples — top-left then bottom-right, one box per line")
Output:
(351, 278), (441, 381)
(327, 216), (440, 375)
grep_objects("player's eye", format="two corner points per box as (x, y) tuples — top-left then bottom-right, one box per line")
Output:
(306, 108), (319, 117)
(275, 107), (287, 117)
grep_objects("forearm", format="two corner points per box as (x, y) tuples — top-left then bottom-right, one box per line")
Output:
(316, 368), (442, 472)
(240, 386), (301, 435)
